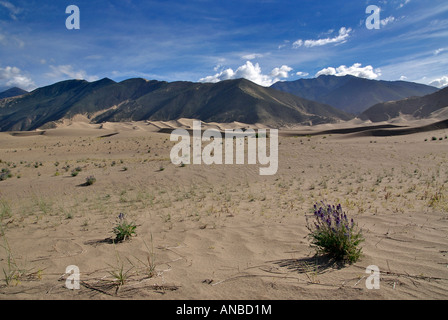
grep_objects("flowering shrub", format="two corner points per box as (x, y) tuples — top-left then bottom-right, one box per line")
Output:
(0, 168), (12, 181)
(307, 202), (364, 264)
(113, 213), (136, 242)
(85, 175), (96, 186)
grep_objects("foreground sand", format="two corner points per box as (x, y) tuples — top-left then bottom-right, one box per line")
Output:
(0, 119), (447, 300)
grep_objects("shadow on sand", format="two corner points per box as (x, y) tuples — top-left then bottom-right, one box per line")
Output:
(271, 254), (345, 275)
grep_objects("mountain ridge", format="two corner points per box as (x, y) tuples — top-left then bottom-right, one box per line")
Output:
(0, 77), (351, 131)
(359, 86), (448, 122)
(271, 75), (438, 114)
(0, 87), (28, 99)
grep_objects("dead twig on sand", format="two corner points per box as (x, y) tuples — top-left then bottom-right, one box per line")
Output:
(352, 264), (448, 282)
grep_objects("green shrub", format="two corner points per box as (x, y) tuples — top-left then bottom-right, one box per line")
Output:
(306, 202), (364, 264)
(113, 214), (137, 242)
(85, 176), (96, 186)
(0, 168), (12, 181)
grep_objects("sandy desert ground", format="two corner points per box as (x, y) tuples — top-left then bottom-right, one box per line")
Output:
(0, 118), (447, 300)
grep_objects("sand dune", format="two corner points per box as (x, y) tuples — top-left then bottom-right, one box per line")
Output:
(0, 118), (447, 300)
(45, 115), (448, 136)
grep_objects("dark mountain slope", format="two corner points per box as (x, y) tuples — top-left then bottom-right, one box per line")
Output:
(0, 77), (352, 131)
(271, 75), (438, 114)
(0, 87), (28, 99)
(91, 78), (352, 127)
(0, 78), (118, 131)
(359, 86), (448, 122)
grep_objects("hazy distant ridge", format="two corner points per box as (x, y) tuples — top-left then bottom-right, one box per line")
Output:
(0, 87), (28, 99)
(271, 75), (438, 114)
(359, 86), (448, 122)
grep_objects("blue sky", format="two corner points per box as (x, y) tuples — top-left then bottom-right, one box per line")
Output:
(0, 0), (447, 91)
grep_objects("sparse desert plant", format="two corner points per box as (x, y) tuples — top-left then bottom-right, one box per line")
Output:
(130, 236), (156, 278)
(306, 202), (364, 264)
(428, 187), (447, 210)
(34, 196), (53, 215)
(71, 166), (82, 176)
(85, 175), (96, 186)
(1, 231), (33, 286)
(107, 245), (133, 293)
(1, 199), (12, 220)
(113, 214), (137, 242)
(0, 168), (12, 181)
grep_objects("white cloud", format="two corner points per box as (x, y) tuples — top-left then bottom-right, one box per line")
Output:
(270, 65), (293, 79)
(315, 63), (381, 80)
(434, 48), (445, 55)
(241, 53), (263, 60)
(292, 39), (303, 49)
(398, 0), (411, 9)
(0, 1), (22, 20)
(381, 16), (396, 26)
(316, 67), (337, 76)
(0, 66), (35, 90)
(296, 71), (309, 77)
(429, 76), (448, 88)
(293, 27), (352, 48)
(278, 40), (290, 49)
(46, 65), (99, 82)
(400, 75), (408, 80)
(199, 61), (293, 87)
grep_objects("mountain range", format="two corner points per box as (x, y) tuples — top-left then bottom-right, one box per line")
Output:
(359, 86), (448, 122)
(1, 75), (446, 132)
(0, 87), (28, 100)
(0, 78), (351, 131)
(271, 75), (438, 114)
